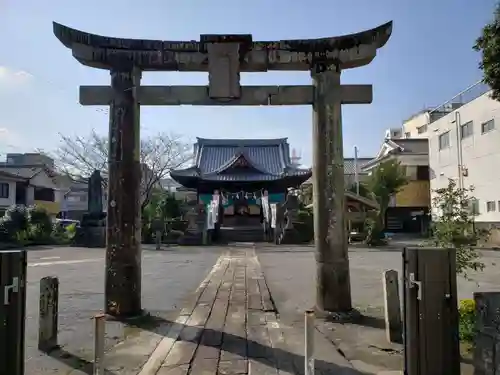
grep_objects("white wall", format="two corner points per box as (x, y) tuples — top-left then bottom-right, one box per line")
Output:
(429, 91), (500, 222)
(54, 189), (66, 203)
(30, 171), (57, 189)
(402, 112), (430, 139)
(0, 180), (16, 208)
(65, 191), (88, 211)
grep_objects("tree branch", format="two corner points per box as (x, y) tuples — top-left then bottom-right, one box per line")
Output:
(50, 130), (193, 209)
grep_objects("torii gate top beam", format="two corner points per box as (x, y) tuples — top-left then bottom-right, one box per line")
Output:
(53, 21), (392, 72)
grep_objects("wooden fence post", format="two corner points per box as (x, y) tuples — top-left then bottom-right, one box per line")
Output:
(473, 292), (500, 375)
(93, 314), (106, 375)
(304, 310), (315, 375)
(38, 276), (59, 352)
(0, 250), (27, 375)
(403, 247), (460, 375)
(383, 269), (402, 344)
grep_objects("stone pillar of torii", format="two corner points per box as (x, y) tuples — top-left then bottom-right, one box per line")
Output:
(53, 21), (392, 318)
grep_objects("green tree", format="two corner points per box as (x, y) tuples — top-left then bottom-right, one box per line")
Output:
(51, 130), (192, 211)
(365, 160), (408, 245)
(430, 179), (487, 277)
(142, 188), (182, 222)
(474, 3), (500, 100)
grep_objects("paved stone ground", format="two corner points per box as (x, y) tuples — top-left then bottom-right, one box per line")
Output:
(63, 247), (365, 375)
(257, 245), (500, 318)
(23, 245), (222, 375)
(22, 243), (496, 374)
(256, 244), (500, 374)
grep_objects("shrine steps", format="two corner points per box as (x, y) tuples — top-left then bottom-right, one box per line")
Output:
(220, 225), (266, 243)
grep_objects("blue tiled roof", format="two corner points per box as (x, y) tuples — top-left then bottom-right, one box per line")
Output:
(199, 145), (285, 175)
(172, 138), (311, 182)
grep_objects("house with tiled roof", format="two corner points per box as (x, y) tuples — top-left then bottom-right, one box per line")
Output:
(301, 157), (373, 188)
(362, 137), (430, 233)
(0, 163), (62, 215)
(0, 170), (30, 212)
(0, 152), (80, 216)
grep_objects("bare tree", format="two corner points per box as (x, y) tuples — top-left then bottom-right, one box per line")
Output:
(53, 130), (192, 209)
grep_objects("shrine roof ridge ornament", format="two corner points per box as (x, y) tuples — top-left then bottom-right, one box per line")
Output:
(53, 21), (393, 71)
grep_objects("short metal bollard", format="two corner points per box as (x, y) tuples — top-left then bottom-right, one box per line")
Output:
(93, 314), (106, 375)
(304, 309), (315, 375)
(38, 276), (59, 352)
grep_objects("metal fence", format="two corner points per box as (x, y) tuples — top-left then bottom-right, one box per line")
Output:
(428, 81), (491, 123)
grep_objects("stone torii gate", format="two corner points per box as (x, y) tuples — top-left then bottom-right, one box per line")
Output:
(53, 21), (392, 318)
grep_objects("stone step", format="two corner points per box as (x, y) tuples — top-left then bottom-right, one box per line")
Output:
(220, 227), (266, 243)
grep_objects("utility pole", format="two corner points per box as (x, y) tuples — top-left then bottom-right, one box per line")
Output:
(354, 146), (360, 195)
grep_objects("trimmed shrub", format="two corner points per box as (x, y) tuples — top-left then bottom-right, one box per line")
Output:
(0, 205), (29, 241)
(28, 206), (53, 241)
(459, 298), (476, 342)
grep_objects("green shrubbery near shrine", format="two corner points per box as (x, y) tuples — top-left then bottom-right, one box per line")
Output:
(141, 189), (187, 244)
(458, 298), (476, 343)
(295, 208), (314, 243)
(0, 205), (73, 247)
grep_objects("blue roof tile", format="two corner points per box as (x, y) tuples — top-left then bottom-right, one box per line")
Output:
(172, 138), (311, 183)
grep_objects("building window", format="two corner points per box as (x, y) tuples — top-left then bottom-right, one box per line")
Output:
(460, 121), (473, 139)
(404, 132), (411, 138)
(469, 198), (480, 215)
(416, 166), (430, 180)
(481, 119), (495, 134)
(439, 131), (450, 150)
(67, 195), (86, 202)
(417, 125), (428, 134)
(0, 183), (9, 198)
(487, 201), (496, 212)
(34, 188), (55, 202)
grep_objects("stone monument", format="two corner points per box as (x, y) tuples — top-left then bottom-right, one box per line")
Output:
(76, 170), (106, 248)
(178, 203), (205, 245)
(279, 193), (301, 244)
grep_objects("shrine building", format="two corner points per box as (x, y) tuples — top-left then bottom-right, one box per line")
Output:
(170, 138), (311, 219)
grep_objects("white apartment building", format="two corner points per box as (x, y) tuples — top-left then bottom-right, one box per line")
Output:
(425, 82), (499, 224)
(402, 109), (454, 139)
(402, 111), (430, 139)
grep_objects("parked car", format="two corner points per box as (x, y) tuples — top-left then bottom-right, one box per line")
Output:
(54, 219), (80, 228)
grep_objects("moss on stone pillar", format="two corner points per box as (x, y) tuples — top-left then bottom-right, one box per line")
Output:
(105, 67), (142, 317)
(311, 65), (353, 315)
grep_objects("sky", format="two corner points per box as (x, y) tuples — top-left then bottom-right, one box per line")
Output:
(0, 0), (496, 166)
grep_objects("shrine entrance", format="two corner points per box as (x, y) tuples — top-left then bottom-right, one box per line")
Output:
(53, 21), (392, 317)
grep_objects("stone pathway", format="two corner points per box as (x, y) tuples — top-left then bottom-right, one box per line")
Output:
(135, 248), (359, 375)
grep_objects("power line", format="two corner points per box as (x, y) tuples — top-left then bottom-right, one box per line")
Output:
(0, 65), (155, 131)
